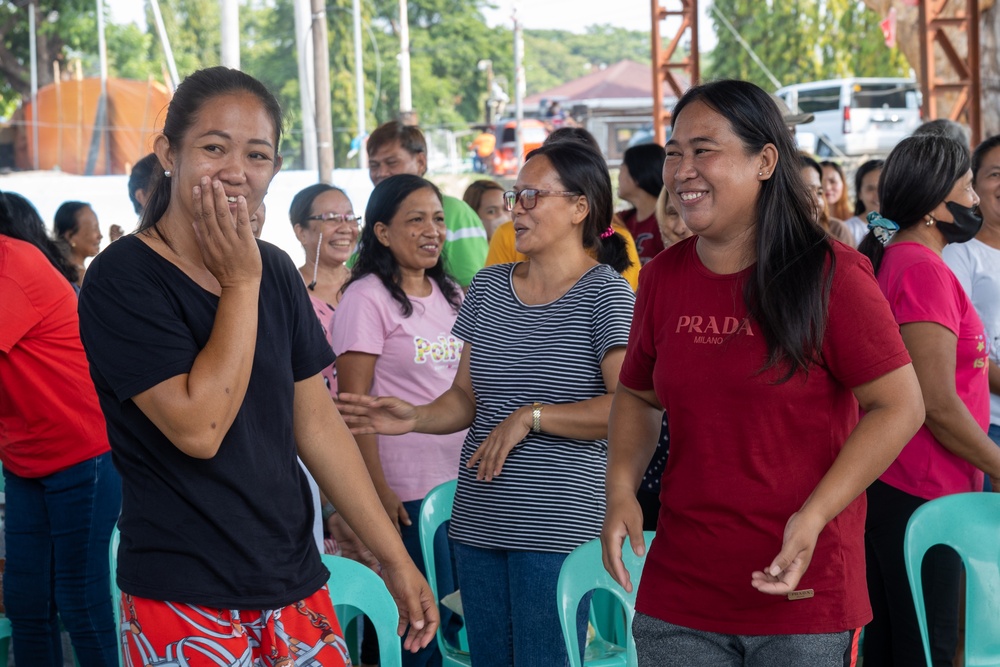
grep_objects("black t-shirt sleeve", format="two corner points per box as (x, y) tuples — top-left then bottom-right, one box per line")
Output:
(79, 243), (200, 403)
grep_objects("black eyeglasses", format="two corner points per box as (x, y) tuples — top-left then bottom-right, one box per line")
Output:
(503, 189), (582, 212)
(307, 212), (362, 226)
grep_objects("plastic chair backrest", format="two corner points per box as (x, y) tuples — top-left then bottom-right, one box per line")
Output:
(322, 554), (403, 667)
(558, 533), (655, 667)
(418, 480), (471, 667)
(904, 492), (1000, 667)
(109, 525), (123, 667)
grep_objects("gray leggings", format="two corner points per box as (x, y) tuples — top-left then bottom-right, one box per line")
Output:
(632, 612), (858, 667)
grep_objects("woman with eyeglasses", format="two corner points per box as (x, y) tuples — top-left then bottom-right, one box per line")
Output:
(337, 142), (636, 667)
(290, 184), (361, 395)
(331, 174), (466, 667)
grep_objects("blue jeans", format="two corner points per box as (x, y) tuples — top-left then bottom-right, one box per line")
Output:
(985, 424), (1000, 491)
(3, 453), (121, 667)
(453, 542), (589, 667)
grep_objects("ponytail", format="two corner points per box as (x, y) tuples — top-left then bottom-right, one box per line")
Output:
(594, 224), (632, 274)
(137, 167), (167, 233)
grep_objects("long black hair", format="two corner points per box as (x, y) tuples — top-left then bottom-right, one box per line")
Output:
(344, 174), (462, 317)
(858, 134), (970, 274)
(672, 79), (833, 382)
(1, 192), (79, 284)
(523, 141), (632, 274)
(852, 159), (884, 216)
(138, 67), (284, 234)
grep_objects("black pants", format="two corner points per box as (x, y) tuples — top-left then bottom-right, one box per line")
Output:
(863, 480), (961, 667)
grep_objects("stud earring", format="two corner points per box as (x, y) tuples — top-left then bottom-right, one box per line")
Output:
(758, 171), (763, 177)
(926, 218), (934, 226)
(164, 170), (172, 178)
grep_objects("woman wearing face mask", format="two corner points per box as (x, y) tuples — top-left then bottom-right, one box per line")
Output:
(943, 135), (1000, 486)
(858, 134), (1000, 667)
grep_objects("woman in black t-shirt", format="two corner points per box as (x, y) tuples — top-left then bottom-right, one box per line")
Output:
(78, 67), (437, 666)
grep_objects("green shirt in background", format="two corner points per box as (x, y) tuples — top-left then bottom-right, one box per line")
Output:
(441, 195), (488, 287)
(348, 195), (487, 288)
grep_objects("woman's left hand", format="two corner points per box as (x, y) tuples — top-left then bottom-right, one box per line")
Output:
(380, 559), (441, 652)
(750, 508), (826, 595)
(467, 406), (532, 481)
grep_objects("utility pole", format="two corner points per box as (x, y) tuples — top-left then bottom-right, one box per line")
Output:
(353, 0), (368, 168)
(513, 9), (525, 173)
(311, 0), (335, 182)
(294, 0), (317, 171)
(220, 0), (240, 69)
(398, 0), (414, 124)
(28, 0), (38, 170)
(85, 0), (110, 175)
(149, 0), (180, 89)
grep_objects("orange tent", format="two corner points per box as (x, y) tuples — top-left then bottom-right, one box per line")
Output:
(14, 77), (170, 175)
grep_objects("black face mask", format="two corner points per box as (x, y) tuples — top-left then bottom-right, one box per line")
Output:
(938, 201), (984, 244)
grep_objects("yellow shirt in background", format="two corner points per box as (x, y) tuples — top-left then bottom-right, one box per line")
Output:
(484, 219), (641, 291)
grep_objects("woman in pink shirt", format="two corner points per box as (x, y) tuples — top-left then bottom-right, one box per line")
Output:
(331, 174), (465, 667)
(859, 133), (1000, 666)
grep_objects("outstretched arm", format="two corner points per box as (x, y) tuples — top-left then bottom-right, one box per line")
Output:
(337, 344), (477, 436)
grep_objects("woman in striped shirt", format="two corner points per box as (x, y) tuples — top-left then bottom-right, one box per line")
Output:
(338, 140), (636, 667)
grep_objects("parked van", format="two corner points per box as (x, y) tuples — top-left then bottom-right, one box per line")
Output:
(775, 78), (921, 156)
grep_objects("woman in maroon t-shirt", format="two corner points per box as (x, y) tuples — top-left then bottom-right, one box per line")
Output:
(602, 80), (925, 667)
(618, 143), (666, 265)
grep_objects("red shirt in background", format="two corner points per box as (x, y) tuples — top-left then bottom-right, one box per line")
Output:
(0, 236), (110, 477)
(619, 208), (665, 265)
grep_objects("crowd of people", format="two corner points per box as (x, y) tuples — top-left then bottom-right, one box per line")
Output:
(0, 65), (998, 667)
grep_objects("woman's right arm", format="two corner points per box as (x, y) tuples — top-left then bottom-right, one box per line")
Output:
(902, 321), (1000, 487)
(337, 344), (477, 436)
(601, 384), (663, 592)
(336, 351), (412, 531)
(132, 181), (261, 459)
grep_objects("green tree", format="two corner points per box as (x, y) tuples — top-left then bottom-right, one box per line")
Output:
(707, 0), (908, 89)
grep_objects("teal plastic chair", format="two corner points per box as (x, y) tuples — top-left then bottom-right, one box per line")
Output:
(322, 553), (403, 667)
(418, 480), (471, 667)
(904, 492), (1000, 667)
(109, 525), (123, 667)
(558, 532), (655, 667)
